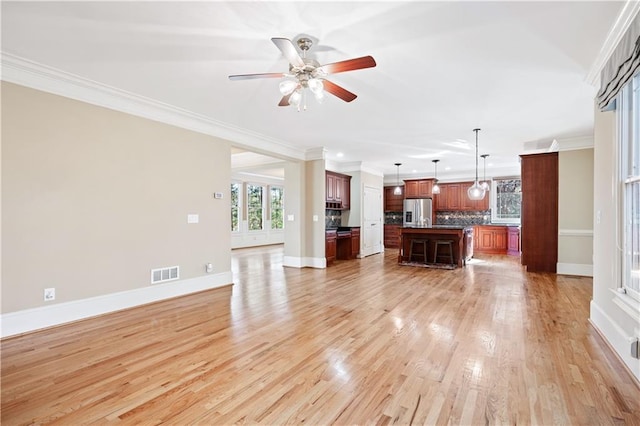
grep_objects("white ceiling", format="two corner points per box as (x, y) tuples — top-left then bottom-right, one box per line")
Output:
(0, 1), (626, 181)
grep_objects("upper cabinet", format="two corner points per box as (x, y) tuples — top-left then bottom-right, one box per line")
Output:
(326, 171), (351, 210)
(434, 181), (489, 211)
(403, 179), (434, 198)
(384, 186), (404, 212)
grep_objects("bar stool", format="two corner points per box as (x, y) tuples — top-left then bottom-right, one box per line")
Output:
(433, 240), (454, 265)
(409, 239), (430, 264)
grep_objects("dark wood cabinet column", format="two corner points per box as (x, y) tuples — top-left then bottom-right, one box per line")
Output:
(520, 152), (558, 272)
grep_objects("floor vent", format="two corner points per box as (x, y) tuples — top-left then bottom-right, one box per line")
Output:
(151, 266), (179, 284)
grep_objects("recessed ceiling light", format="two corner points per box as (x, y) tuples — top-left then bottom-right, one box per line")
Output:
(336, 152), (344, 158)
(412, 169), (417, 173)
(445, 166), (451, 171)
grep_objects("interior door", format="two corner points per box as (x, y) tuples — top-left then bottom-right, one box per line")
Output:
(363, 185), (382, 256)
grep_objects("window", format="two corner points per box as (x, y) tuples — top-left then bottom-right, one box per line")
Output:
(247, 184), (264, 231)
(231, 182), (240, 232)
(270, 186), (284, 230)
(491, 178), (521, 224)
(619, 73), (640, 301)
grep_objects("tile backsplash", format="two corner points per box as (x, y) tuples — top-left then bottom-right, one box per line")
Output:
(436, 210), (491, 226)
(325, 209), (342, 228)
(385, 211), (403, 225)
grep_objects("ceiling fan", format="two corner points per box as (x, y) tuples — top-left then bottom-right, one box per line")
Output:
(228, 37), (376, 109)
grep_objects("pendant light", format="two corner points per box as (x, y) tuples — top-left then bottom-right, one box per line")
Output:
(393, 163), (402, 195)
(480, 154), (490, 191)
(467, 128), (486, 200)
(431, 159), (441, 194)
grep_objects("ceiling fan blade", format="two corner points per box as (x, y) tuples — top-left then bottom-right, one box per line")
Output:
(323, 80), (357, 102)
(271, 37), (305, 68)
(278, 93), (292, 107)
(318, 56), (376, 74)
(229, 72), (285, 81)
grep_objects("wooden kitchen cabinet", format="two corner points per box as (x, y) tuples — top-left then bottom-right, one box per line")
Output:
(403, 179), (434, 198)
(434, 182), (489, 211)
(326, 173), (336, 202)
(384, 224), (401, 248)
(507, 226), (520, 256)
(326, 171), (351, 210)
(326, 230), (337, 265)
(446, 183), (462, 210)
(384, 186), (404, 212)
(350, 227), (360, 258)
(473, 225), (508, 254)
(520, 152), (558, 272)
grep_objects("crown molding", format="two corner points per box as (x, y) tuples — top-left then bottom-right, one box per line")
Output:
(585, 0), (640, 86)
(556, 135), (594, 151)
(1, 52), (307, 161)
(340, 161), (385, 177)
(304, 147), (327, 161)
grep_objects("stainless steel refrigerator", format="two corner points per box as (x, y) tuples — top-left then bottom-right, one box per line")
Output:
(403, 198), (433, 227)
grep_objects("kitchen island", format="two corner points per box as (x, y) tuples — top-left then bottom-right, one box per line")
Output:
(398, 226), (473, 268)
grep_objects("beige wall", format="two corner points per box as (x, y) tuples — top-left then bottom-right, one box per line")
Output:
(284, 161), (304, 262)
(558, 149), (594, 271)
(591, 103), (640, 381)
(305, 159), (326, 262)
(2, 82), (232, 313)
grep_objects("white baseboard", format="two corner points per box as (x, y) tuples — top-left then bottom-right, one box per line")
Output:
(0, 271), (232, 339)
(590, 300), (640, 383)
(283, 256), (326, 269)
(557, 262), (593, 277)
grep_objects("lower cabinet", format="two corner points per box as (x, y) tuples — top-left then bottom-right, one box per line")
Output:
(351, 227), (361, 258)
(384, 225), (401, 248)
(326, 227), (360, 265)
(507, 226), (521, 256)
(472, 226), (520, 256)
(473, 225), (508, 255)
(326, 230), (337, 265)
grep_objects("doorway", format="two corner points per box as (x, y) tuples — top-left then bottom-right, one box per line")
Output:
(362, 185), (382, 256)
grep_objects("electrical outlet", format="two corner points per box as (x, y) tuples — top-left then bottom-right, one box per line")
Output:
(44, 288), (55, 301)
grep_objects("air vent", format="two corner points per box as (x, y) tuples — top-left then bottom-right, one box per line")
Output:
(151, 266), (179, 284)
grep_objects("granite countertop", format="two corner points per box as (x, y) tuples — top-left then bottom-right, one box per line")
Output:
(474, 223), (521, 227)
(403, 225), (472, 230)
(326, 226), (361, 231)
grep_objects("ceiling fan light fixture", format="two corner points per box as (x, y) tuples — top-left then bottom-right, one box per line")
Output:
(279, 79), (298, 96)
(229, 37), (376, 108)
(289, 90), (302, 107)
(308, 78), (324, 95)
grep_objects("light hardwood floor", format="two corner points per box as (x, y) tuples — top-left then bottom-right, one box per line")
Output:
(2, 246), (639, 425)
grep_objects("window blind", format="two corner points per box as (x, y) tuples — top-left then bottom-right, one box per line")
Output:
(597, 13), (640, 111)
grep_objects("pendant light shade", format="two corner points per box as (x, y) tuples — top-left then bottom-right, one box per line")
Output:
(432, 159), (441, 195)
(393, 163), (402, 195)
(480, 154), (490, 191)
(468, 128), (486, 201)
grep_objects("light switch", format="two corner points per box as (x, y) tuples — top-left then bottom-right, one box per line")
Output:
(187, 214), (199, 224)
(313, 215), (318, 222)
(287, 215), (294, 221)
